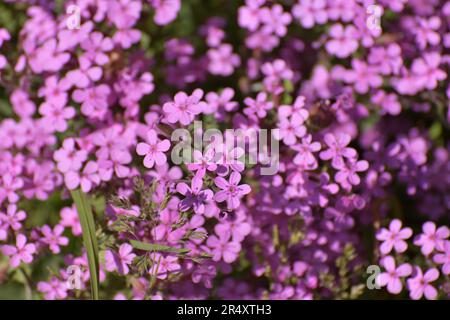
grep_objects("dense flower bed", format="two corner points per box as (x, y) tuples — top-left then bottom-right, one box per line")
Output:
(0, 0), (449, 300)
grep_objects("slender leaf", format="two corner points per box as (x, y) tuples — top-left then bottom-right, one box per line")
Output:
(71, 189), (99, 300)
(130, 240), (190, 254)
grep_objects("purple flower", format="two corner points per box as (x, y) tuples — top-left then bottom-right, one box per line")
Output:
(0, 173), (24, 204)
(325, 24), (358, 58)
(243, 92), (273, 118)
(186, 149), (218, 178)
(177, 176), (214, 214)
(149, 253), (181, 279)
(278, 96), (308, 119)
(208, 44), (240, 76)
(163, 89), (205, 125)
(38, 76), (70, 107)
(41, 224), (69, 254)
(204, 88), (238, 117)
(39, 102), (75, 132)
(11, 89), (36, 118)
(292, 135), (321, 167)
(320, 133), (357, 168)
(2, 234), (36, 268)
(414, 221), (449, 255)
(37, 277), (68, 300)
(60, 206), (81, 236)
(433, 241), (450, 275)
(238, 0), (264, 31)
(65, 57), (103, 89)
(65, 161), (101, 192)
(334, 159), (369, 189)
(206, 229), (241, 263)
(345, 59), (382, 94)
(411, 52), (447, 91)
(414, 17), (441, 49)
(259, 4), (292, 37)
(215, 210), (251, 242)
(292, 0), (327, 29)
(214, 172), (251, 210)
(407, 267), (439, 300)
(0, 204), (26, 231)
(105, 243), (136, 275)
(191, 263), (217, 289)
(0, 28), (11, 47)
(136, 129), (171, 169)
(72, 84), (111, 120)
(149, 0), (181, 26)
(376, 219), (413, 255)
(376, 256), (412, 294)
(81, 32), (113, 66)
(54, 138), (87, 173)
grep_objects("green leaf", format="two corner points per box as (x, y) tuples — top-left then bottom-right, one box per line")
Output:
(70, 189), (99, 300)
(130, 240), (190, 254)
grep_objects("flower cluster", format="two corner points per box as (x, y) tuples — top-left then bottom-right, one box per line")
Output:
(376, 220), (449, 299)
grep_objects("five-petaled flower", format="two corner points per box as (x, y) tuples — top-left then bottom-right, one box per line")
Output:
(136, 129), (171, 169)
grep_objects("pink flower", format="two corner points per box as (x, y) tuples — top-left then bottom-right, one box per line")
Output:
(10, 89), (36, 118)
(150, 0), (181, 26)
(414, 221), (449, 255)
(0, 28), (11, 47)
(136, 129), (171, 169)
(320, 133), (357, 169)
(60, 206), (82, 236)
(407, 267), (439, 300)
(80, 32), (114, 66)
(214, 172), (251, 210)
(105, 243), (136, 275)
(72, 84), (111, 120)
(177, 176), (214, 214)
(206, 229), (241, 263)
(292, 0), (327, 29)
(259, 4), (292, 37)
(376, 256), (412, 294)
(37, 277), (68, 300)
(0, 173), (24, 204)
(191, 263), (217, 289)
(163, 89), (205, 125)
(278, 96), (308, 119)
(39, 102), (75, 132)
(186, 149), (218, 178)
(238, 0), (264, 31)
(65, 57), (103, 89)
(433, 241), (450, 275)
(41, 224), (69, 254)
(65, 161), (101, 192)
(376, 219), (413, 255)
(208, 44), (240, 76)
(149, 253), (181, 279)
(204, 88), (238, 117)
(325, 24), (359, 58)
(276, 114), (307, 146)
(2, 234), (36, 268)
(243, 92), (273, 118)
(54, 138), (87, 173)
(0, 204), (26, 231)
(38, 76), (70, 107)
(0, 224), (6, 241)
(292, 135), (321, 167)
(334, 159), (369, 189)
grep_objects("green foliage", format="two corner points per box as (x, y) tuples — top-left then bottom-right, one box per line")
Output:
(70, 190), (100, 300)
(129, 240), (190, 254)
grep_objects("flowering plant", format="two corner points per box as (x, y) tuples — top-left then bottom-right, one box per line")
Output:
(0, 0), (449, 300)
